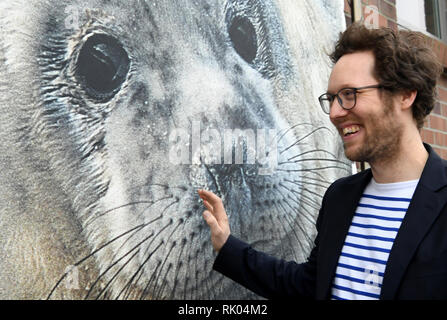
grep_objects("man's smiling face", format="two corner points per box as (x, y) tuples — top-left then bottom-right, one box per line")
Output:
(328, 50), (403, 164)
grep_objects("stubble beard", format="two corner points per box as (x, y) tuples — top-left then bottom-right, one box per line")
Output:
(344, 98), (403, 164)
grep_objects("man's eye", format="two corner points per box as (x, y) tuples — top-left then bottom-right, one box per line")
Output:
(341, 89), (355, 99)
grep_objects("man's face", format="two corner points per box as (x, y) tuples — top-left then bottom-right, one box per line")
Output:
(328, 51), (402, 164)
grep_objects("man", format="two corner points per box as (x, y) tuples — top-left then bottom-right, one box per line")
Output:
(198, 23), (447, 299)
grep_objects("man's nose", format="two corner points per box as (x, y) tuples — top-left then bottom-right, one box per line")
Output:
(329, 98), (349, 122)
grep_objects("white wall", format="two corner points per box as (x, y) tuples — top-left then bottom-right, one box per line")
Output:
(396, 0), (427, 32)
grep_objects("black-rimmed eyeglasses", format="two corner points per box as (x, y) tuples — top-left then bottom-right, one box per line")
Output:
(318, 84), (384, 114)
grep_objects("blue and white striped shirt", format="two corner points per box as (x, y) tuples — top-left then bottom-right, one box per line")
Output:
(331, 178), (419, 300)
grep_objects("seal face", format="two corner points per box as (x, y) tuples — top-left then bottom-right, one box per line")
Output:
(0, 0), (349, 299)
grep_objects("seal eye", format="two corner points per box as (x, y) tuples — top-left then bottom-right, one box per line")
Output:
(76, 34), (130, 101)
(228, 16), (257, 64)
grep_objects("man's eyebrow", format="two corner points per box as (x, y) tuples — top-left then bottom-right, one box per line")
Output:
(326, 84), (356, 94)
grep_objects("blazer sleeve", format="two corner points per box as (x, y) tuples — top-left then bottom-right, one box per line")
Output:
(212, 205), (325, 299)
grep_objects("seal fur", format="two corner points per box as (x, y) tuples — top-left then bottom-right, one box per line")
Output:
(0, 0), (348, 299)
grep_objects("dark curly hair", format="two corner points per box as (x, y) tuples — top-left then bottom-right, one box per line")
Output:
(330, 23), (444, 129)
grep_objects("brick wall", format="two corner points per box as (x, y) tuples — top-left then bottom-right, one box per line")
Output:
(343, 0), (447, 159)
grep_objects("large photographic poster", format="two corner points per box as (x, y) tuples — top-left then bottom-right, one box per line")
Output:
(0, 0), (349, 299)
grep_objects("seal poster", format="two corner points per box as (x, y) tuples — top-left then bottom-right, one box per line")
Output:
(0, 0), (350, 299)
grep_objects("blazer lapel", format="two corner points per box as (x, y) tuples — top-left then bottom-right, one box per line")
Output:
(316, 169), (372, 299)
(380, 145), (447, 300)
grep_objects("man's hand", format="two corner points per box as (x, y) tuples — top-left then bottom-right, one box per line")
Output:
(198, 189), (230, 252)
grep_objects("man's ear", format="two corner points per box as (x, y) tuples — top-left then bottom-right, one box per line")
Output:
(399, 90), (418, 111)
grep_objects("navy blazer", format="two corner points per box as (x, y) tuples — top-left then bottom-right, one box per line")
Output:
(213, 144), (447, 299)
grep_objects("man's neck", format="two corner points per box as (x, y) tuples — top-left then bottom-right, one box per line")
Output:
(369, 135), (428, 184)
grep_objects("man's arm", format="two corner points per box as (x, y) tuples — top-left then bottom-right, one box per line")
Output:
(198, 189), (320, 299)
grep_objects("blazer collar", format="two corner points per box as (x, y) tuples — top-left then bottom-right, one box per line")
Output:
(380, 143), (447, 299)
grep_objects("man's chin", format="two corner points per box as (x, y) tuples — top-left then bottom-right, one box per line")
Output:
(343, 145), (368, 163)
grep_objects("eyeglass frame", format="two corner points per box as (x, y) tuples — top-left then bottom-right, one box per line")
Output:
(318, 84), (385, 114)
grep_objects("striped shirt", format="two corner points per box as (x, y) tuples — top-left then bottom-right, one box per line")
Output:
(331, 178), (419, 300)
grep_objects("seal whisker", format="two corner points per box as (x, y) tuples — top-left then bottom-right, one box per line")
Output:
(285, 199), (317, 246)
(277, 183), (319, 227)
(117, 241), (164, 300)
(277, 201), (312, 258)
(181, 231), (197, 300)
(151, 218), (189, 299)
(279, 127), (333, 155)
(49, 212), (168, 299)
(153, 242), (176, 299)
(290, 188), (321, 211)
(299, 175), (332, 187)
(276, 166), (352, 174)
(271, 201), (302, 260)
(109, 199), (179, 263)
(202, 256), (217, 300)
(272, 187), (316, 251)
(279, 157), (351, 168)
(286, 148), (339, 161)
(281, 180), (325, 201)
(266, 214), (286, 258)
(279, 182), (320, 213)
(139, 260), (162, 300)
(275, 122), (316, 143)
(302, 170), (333, 183)
(168, 238), (187, 299)
(86, 228), (157, 299)
(285, 178), (330, 191)
(47, 222), (148, 299)
(85, 197), (171, 227)
(93, 249), (141, 300)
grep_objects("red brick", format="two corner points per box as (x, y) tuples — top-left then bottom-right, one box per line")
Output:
(442, 104), (447, 117)
(379, 0), (396, 20)
(434, 132), (444, 145)
(433, 102), (442, 115)
(421, 129), (435, 144)
(378, 13), (388, 28)
(434, 147), (444, 156)
(429, 115), (447, 131)
(363, 0), (379, 7)
(440, 148), (447, 159)
(430, 40), (447, 67)
(437, 87), (447, 102)
(387, 19), (397, 30)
